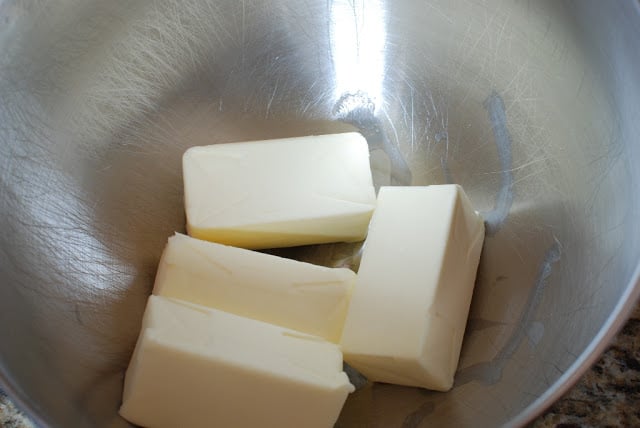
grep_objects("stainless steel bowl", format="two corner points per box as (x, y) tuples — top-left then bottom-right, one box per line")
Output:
(1, 0), (639, 426)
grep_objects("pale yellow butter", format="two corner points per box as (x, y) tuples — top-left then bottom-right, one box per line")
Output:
(120, 296), (354, 428)
(153, 233), (355, 343)
(183, 132), (376, 249)
(340, 185), (485, 391)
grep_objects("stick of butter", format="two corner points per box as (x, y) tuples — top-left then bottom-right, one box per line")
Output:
(120, 296), (354, 428)
(340, 185), (485, 391)
(183, 132), (376, 249)
(153, 233), (355, 343)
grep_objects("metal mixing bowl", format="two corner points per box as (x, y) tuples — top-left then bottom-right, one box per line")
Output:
(1, 0), (639, 426)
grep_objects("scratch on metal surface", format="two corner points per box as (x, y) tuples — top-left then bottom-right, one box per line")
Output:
(482, 91), (514, 235)
(423, 1), (453, 25)
(265, 79), (279, 118)
(410, 89), (415, 152)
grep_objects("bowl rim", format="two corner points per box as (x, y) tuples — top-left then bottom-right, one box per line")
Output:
(509, 263), (640, 428)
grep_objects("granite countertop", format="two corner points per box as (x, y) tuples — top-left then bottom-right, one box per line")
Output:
(2, 303), (639, 428)
(532, 302), (640, 428)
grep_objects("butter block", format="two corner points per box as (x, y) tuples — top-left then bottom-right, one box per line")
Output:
(120, 296), (354, 428)
(153, 233), (355, 342)
(340, 185), (485, 391)
(183, 132), (376, 249)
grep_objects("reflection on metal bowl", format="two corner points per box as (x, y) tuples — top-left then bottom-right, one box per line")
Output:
(0, 0), (639, 427)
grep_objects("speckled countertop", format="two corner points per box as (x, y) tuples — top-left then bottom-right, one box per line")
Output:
(2, 303), (639, 428)
(532, 303), (640, 428)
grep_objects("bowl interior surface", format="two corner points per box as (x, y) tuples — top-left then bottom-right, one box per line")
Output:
(1, 0), (639, 427)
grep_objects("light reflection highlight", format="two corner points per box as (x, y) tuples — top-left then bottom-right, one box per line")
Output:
(329, 0), (387, 112)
